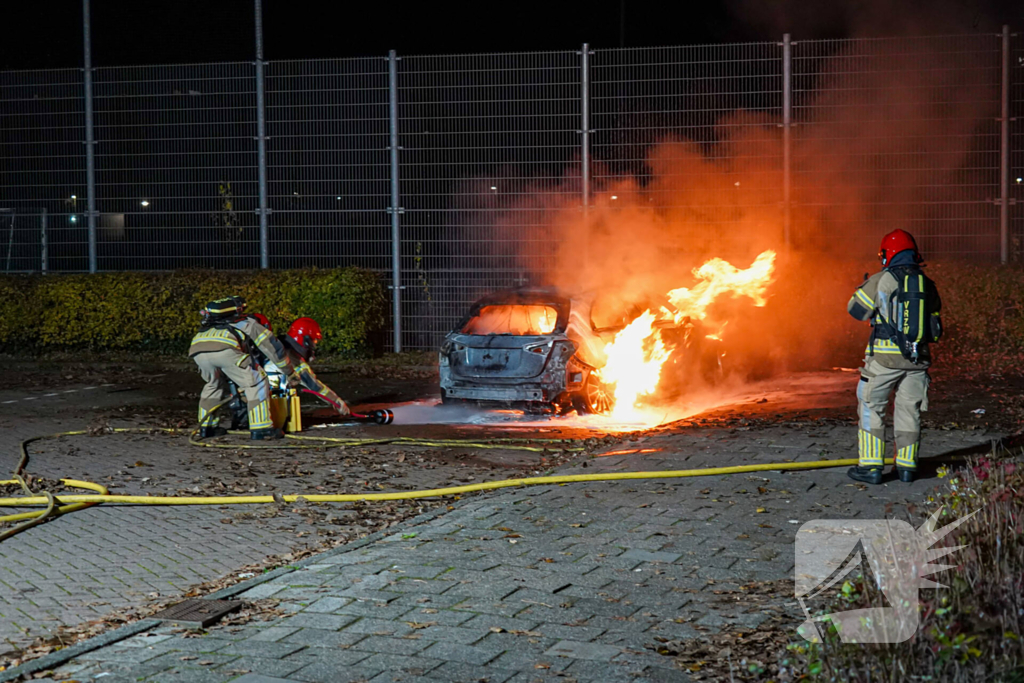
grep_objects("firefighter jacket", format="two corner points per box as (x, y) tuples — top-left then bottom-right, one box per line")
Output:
(284, 349), (347, 412)
(847, 270), (936, 370)
(188, 318), (297, 379)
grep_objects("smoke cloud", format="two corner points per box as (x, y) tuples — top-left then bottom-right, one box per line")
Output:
(489, 29), (999, 386)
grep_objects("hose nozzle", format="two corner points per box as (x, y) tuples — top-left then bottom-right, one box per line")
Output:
(350, 409), (394, 425)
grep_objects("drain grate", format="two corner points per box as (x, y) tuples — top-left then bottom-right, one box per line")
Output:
(149, 598), (244, 628)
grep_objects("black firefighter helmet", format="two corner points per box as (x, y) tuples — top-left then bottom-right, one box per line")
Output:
(200, 295), (247, 328)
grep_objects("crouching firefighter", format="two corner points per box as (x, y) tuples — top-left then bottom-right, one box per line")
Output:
(188, 297), (300, 440)
(276, 317), (351, 417)
(226, 313), (273, 430)
(847, 230), (942, 485)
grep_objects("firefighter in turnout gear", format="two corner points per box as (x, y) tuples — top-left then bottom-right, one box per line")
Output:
(279, 317), (351, 416)
(846, 230), (942, 485)
(188, 297), (299, 440)
(225, 313), (274, 430)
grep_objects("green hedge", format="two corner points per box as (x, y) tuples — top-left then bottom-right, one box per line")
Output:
(0, 268), (387, 357)
(929, 262), (1024, 357)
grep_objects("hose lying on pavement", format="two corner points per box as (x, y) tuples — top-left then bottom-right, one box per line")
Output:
(0, 426), (588, 540)
(0, 427), (869, 542)
(0, 431), (112, 541)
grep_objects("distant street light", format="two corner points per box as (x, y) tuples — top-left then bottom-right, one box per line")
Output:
(140, 200), (150, 207)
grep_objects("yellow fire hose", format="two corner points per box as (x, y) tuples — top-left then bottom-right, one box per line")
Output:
(0, 427), (869, 542)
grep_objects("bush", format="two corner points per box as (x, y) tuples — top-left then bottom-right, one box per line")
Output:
(0, 268), (387, 357)
(929, 262), (1024, 357)
(782, 450), (1024, 682)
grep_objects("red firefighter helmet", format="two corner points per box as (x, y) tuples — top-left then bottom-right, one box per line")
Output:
(878, 229), (920, 266)
(285, 317), (323, 360)
(251, 313), (272, 331)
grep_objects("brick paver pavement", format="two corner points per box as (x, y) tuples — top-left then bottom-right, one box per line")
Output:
(0, 381), (321, 653)
(43, 422), (994, 682)
(0, 505), (307, 650)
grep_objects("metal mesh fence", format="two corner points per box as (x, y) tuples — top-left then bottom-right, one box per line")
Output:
(792, 35), (1005, 259)
(92, 62), (259, 270)
(0, 33), (1021, 346)
(591, 43), (784, 257)
(396, 51), (582, 349)
(266, 58), (390, 270)
(1012, 33), (1024, 262)
(0, 68), (86, 272)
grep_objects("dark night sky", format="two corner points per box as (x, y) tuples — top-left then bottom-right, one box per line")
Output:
(2, 0), (1021, 70)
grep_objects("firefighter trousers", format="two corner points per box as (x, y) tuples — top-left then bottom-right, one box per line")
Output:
(856, 357), (929, 470)
(193, 348), (273, 431)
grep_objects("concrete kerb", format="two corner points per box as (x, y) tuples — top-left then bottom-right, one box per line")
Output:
(0, 488), (501, 682)
(0, 620), (158, 683)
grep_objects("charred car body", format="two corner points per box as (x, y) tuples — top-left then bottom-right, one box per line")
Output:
(438, 287), (721, 414)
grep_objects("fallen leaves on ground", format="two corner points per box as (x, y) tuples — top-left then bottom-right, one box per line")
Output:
(647, 579), (796, 681)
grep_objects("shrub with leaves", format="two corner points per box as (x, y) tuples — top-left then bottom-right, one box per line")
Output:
(930, 262), (1024, 357)
(782, 451), (1024, 682)
(0, 268), (387, 357)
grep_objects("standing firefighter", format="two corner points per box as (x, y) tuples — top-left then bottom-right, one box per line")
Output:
(847, 230), (942, 485)
(188, 297), (299, 440)
(277, 317), (351, 417)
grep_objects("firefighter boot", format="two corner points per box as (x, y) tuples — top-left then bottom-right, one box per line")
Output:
(896, 468), (915, 483)
(250, 427), (284, 441)
(847, 466), (883, 485)
(227, 382), (249, 430)
(229, 400), (249, 430)
(199, 426), (228, 439)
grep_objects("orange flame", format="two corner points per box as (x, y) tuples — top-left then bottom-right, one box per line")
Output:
(596, 250), (776, 419)
(596, 311), (671, 419)
(665, 250), (776, 323)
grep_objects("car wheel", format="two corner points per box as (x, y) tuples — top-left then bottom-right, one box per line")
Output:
(573, 372), (612, 415)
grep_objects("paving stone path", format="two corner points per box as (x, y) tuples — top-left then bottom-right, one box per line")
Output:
(40, 423), (993, 683)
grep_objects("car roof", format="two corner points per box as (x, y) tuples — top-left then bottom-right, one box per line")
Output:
(472, 287), (575, 308)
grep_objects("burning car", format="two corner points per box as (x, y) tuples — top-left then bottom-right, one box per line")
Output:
(438, 287), (719, 414)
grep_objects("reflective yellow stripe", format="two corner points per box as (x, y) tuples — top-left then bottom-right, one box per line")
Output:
(855, 289), (874, 308)
(255, 330), (269, 345)
(859, 430), (884, 467)
(866, 341), (903, 355)
(896, 443), (919, 469)
(191, 329), (240, 349)
(916, 275), (925, 342)
(249, 400), (273, 430)
(235, 353), (250, 367)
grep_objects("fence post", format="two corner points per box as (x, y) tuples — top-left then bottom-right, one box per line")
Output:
(255, 0), (270, 269)
(83, 0), (97, 273)
(1000, 25), (1010, 264)
(388, 50), (403, 353)
(782, 33), (792, 250)
(581, 43), (591, 215)
(41, 209), (48, 273)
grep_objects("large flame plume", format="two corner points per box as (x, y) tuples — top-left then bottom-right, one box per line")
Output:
(596, 250), (777, 419)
